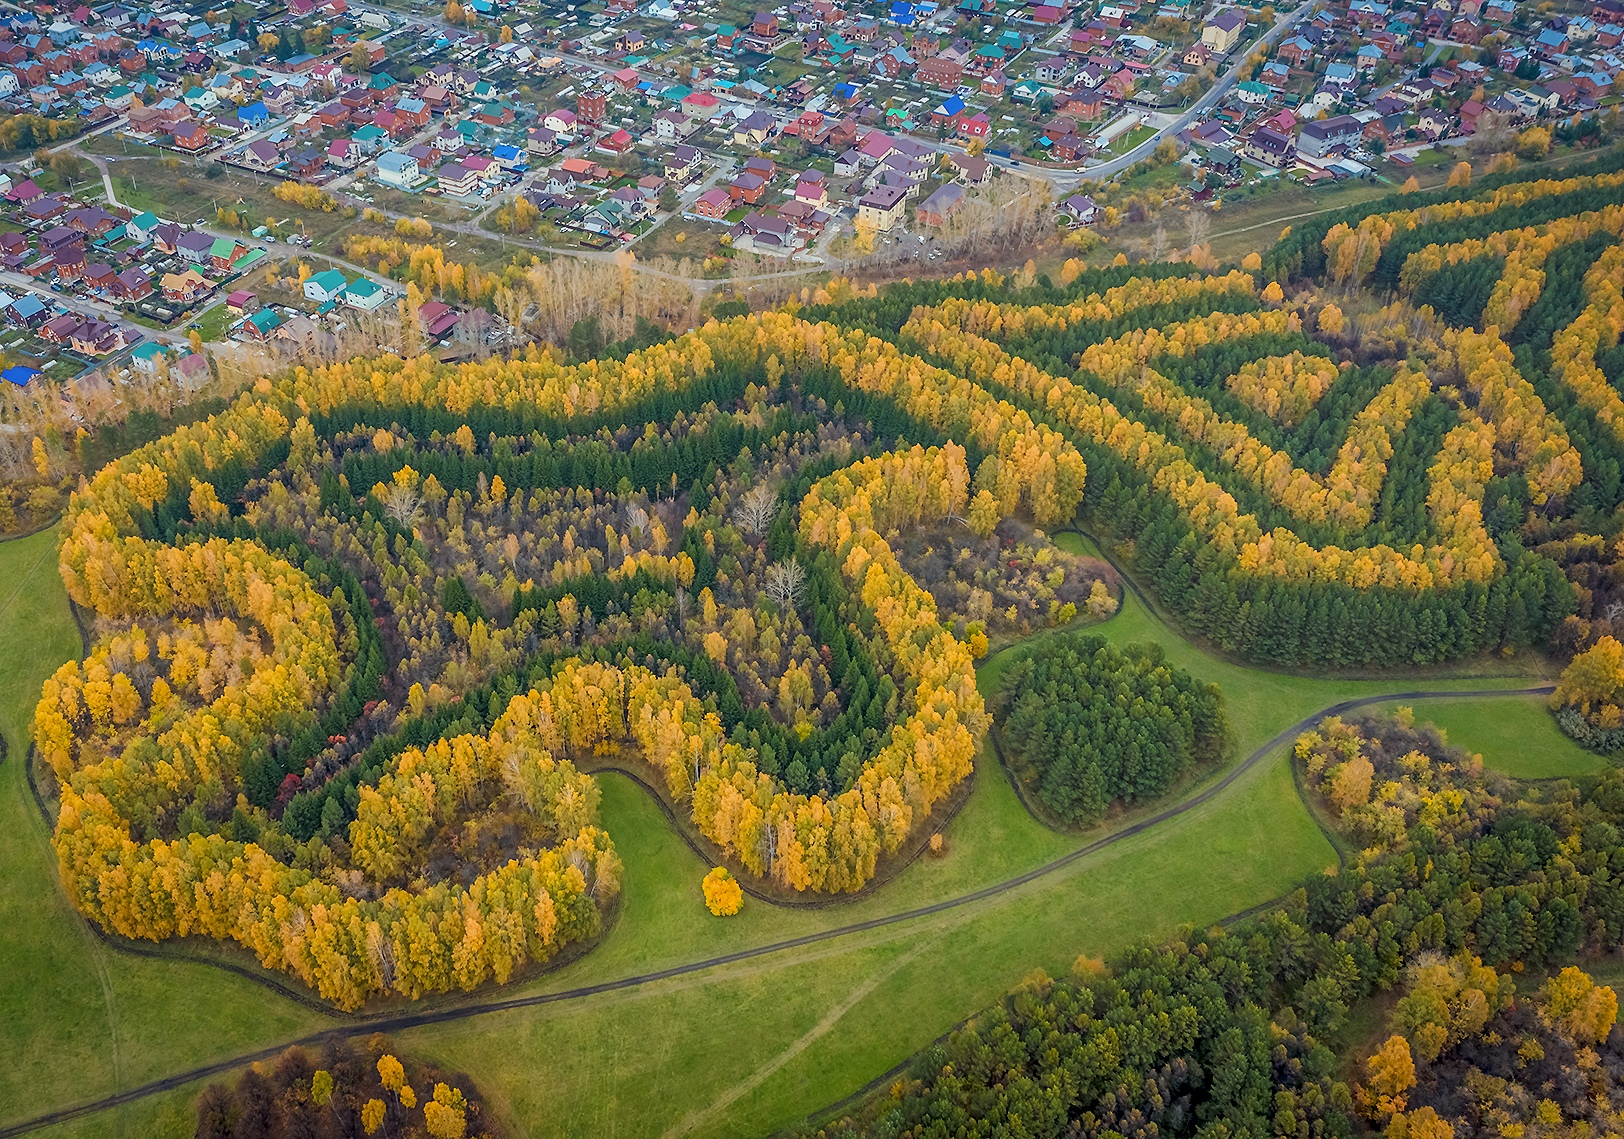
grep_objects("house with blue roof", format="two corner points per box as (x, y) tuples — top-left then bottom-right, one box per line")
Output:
(9, 295), (47, 327)
(238, 100), (270, 125)
(1324, 61), (1356, 86)
(890, 1), (916, 24)
(2, 365), (40, 387)
(1355, 43), (1384, 69)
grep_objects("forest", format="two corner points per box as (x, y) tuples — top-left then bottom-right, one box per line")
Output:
(27, 155), (1624, 1139)
(801, 713), (1624, 1139)
(995, 633), (1227, 824)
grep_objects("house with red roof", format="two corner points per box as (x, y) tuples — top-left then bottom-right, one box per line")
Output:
(692, 187), (732, 218)
(596, 127), (635, 154)
(958, 111), (992, 138)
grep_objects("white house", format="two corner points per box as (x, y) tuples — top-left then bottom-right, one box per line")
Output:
(375, 150), (423, 190)
(342, 277), (391, 312)
(303, 268), (349, 303)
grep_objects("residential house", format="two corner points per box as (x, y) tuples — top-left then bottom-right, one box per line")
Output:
(916, 182), (964, 226)
(113, 267), (151, 300)
(918, 55), (964, 88)
(1297, 112), (1363, 158)
(1244, 125), (1295, 166)
(72, 319), (124, 355)
(376, 150), (423, 190)
(692, 187), (732, 218)
(242, 308), (281, 341)
(1059, 193), (1099, 224)
(177, 231), (214, 264)
(171, 120), (208, 150)
(162, 267), (211, 302)
(436, 161), (480, 196)
(1202, 9), (1246, 53)
(856, 183), (908, 231)
(730, 172), (769, 203)
(666, 144), (703, 183)
(240, 139), (281, 171)
(303, 268), (348, 303)
(947, 152), (992, 184)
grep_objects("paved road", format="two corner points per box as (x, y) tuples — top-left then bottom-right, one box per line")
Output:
(0, 682), (1554, 1138)
(1068, 0), (1318, 183)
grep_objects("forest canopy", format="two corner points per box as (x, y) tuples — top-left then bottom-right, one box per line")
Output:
(995, 633), (1228, 824)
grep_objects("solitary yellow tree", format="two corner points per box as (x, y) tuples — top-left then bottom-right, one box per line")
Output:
(1448, 161), (1472, 188)
(703, 867), (743, 915)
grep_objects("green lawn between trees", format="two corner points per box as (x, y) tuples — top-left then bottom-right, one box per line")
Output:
(0, 520), (1597, 1139)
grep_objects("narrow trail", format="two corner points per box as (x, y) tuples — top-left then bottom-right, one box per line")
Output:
(0, 682), (1554, 1138)
(657, 933), (945, 1139)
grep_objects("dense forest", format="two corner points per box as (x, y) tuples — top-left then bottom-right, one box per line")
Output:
(995, 633), (1227, 824)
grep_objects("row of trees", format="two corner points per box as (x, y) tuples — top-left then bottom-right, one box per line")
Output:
(906, 303), (1499, 591)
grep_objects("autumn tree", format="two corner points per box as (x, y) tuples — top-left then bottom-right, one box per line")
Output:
(1543, 966), (1618, 1045)
(1362, 1035), (1416, 1121)
(703, 867), (743, 915)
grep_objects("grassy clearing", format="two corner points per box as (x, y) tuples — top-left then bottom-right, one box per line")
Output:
(1364, 694), (1608, 780)
(402, 745), (1330, 1139)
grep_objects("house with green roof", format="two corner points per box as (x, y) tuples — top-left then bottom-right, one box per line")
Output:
(303, 269), (349, 303)
(126, 212), (162, 242)
(1235, 80), (1271, 105)
(351, 123), (388, 155)
(342, 276), (390, 312)
(210, 236), (245, 269)
(129, 341), (169, 374)
(243, 308), (282, 340)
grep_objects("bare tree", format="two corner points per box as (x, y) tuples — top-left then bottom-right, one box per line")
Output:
(763, 557), (807, 607)
(1150, 225), (1170, 262)
(1186, 208), (1210, 253)
(732, 483), (778, 535)
(382, 482), (421, 528)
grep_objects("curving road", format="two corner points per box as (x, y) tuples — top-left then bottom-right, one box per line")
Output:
(983, 0), (1318, 187)
(0, 682), (1553, 1138)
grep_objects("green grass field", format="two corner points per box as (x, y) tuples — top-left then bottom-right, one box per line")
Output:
(0, 519), (1595, 1139)
(1363, 694), (1607, 780)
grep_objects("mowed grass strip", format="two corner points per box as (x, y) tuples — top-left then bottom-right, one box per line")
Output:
(398, 748), (1330, 1139)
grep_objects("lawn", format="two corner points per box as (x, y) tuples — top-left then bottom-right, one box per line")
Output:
(189, 302), (232, 344)
(0, 515), (1574, 1139)
(1363, 694), (1609, 780)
